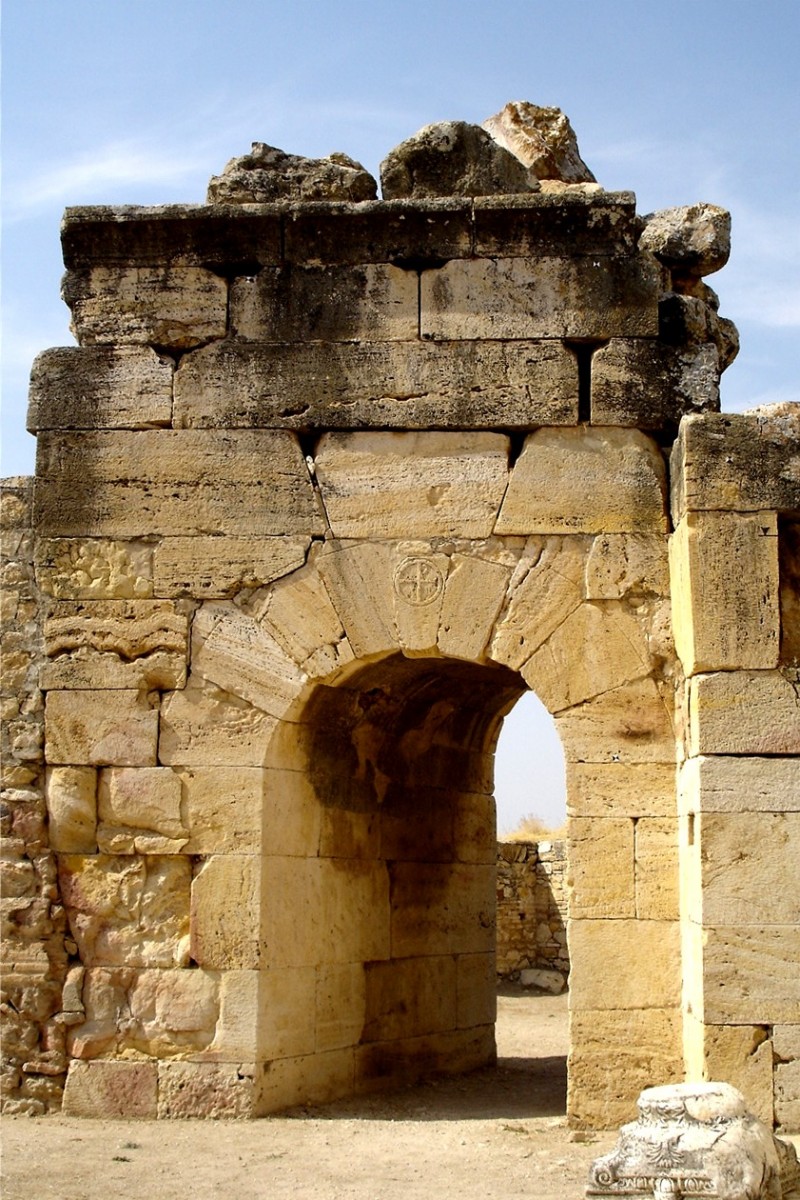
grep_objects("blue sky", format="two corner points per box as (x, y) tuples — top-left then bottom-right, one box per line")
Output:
(2, 1), (798, 829)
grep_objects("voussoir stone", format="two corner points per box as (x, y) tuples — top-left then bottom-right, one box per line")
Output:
(482, 100), (596, 183)
(640, 203), (731, 279)
(379, 121), (537, 199)
(207, 143), (377, 203)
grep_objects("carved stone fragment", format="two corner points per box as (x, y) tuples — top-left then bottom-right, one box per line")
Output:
(482, 100), (596, 183)
(380, 121), (536, 199)
(207, 143), (377, 204)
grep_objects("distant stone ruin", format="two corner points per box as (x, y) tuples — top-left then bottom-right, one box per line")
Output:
(1, 103), (798, 1128)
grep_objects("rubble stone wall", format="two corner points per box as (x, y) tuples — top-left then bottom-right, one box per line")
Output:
(496, 841), (568, 980)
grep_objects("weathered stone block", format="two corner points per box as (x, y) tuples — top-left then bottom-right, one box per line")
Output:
(688, 670), (800, 756)
(315, 541), (398, 658)
(699, 1024), (775, 1125)
(58, 854), (191, 967)
(672, 408), (800, 519)
(566, 763), (678, 818)
(180, 766), (264, 855)
(437, 553), (510, 661)
(471, 192), (639, 258)
(420, 256), (661, 340)
(282, 197), (473, 265)
(315, 432), (509, 539)
(153, 536), (309, 599)
(568, 918), (681, 1010)
(670, 511), (779, 673)
(41, 599), (189, 690)
(63, 264), (227, 348)
(591, 339), (720, 429)
(389, 548), (449, 655)
(257, 1048), (354, 1114)
(584, 533), (670, 601)
(190, 855), (263, 969)
(34, 429), (322, 538)
(230, 263), (417, 341)
(172, 338), (580, 430)
(692, 812), (800, 926)
(567, 817), (635, 919)
(315, 964), (366, 1053)
(35, 537), (153, 600)
(62, 1059), (157, 1117)
(27, 346), (173, 432)
(354, 1026), (494, 1095)
(191, 602), (306, 718)
(556, 677), (677, 765)
(45, 766), (97, 852)
(158, 675), (277, 767)
(125, 967), (219, 1056)
(257, 966), (316, 1060)
(679, 755), (800, 813)
(380, 120), (535, 200)
(255, 565), (353, 678)
(389, 862), (494, 958)
(362, 956), (457, 1042)
(775, 1058), (800, 1131)
(98, 767), (184, 839)
(158, 1060), (263, 1118)
(489, 535), (587, 669)
(496, 428), (668, 534)
(703, 926), (800, 1024)
(456, 953), (496, 1029)
(568, 1008), (683, 1129)
(45, 689), (159, 766)
(634, 817), (679, 921)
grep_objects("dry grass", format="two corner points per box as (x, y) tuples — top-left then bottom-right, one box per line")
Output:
(502, 812), (567, 842)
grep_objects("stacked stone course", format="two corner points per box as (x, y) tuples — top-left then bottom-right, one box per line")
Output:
(496, 840), (568, 981)
(1, 108), (798, 1131)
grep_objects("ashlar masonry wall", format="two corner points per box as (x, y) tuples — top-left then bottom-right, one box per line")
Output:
(1, 165), (798, 1130)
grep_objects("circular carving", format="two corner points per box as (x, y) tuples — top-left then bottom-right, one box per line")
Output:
(393, 557), (444, 606)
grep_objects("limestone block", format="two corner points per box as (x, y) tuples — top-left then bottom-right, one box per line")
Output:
(63, 264), (227, 348)
(207, 143), (377, 204)
(567, 817), (635, 919)
(634, 817), (679, 921)
(203, 970), (259, 1060)
(172, 337), (579, 430)
(496, 428), (668, 535)
(670, 512), (779, 673)
(230, 263), (417, 342)
(316, 542), (397, 658)
(62, 1059), (157, 1117)
(257, 966), (317, 1060)
(566, 763), (678, 818)
(482, 101), (595, 182)
(775, 1059), (800, 1131)
(255, 565), (353, 678)
(41, 599), (189, 690)
(58, 854), (191, 967)
(45, 689), (159, 766)
(389, 862), (494, 958)
(590, 339), (720, 428)
(568, 1008), (683, 1129)
(180, 766), (264, 855)
(35, 538), (153, 600)
(256, 1048), (354, 1114)
(281, 197), (473, 265)
(355, 1026), (494, 1095)
(453, 791), (496, 865)
(380, 121), (535, 199)
(568, 918), (681, 1010)
(694, 812), (800, 926)
(701, 1025), (775, 1125)
(45, 766), (97, 852)
(159, 675), (277, 767)
(390, 548), (450, 654)
(640, 203), (731, 277)
(153, 535), (309, 599)
(688, 671), (800, 756)
(703, 926), (800, 1024)
(262, 768), (323, 857)
(126, 967), (219, 1056)
(98, 767), (184, 839)
(671, 409), (800, 520)
(489, 535), (587, 670)
(456, 953), (496, 1028)
(679, 755), (800, 813)
(314, 432), (509, 539)
(35, 429), (322, 539)
(379, 787), (456, 864)
(555, 677), (677, 764)
(362, 955), (457, 1042)
(318, 804), (379, 861)
(471, 191), (640, 259)
(190, 855), (263, 969)
(521, 602), (653, 713)
(437, 554), (510, 660)
(191, 602), (306, 718)
(420, 256), (661, 341)
(315, 964), (366, 1053)
(27, 346), (173, 432)
(585, 533), (670, 601)
(158, 1060), (263, 1118)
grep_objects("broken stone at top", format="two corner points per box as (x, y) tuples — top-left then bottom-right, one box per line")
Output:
(207, 144), (378, 204)
(482, 100), (596, 184)
(640, 202), (731, 279)
(379, 121), (538, 199)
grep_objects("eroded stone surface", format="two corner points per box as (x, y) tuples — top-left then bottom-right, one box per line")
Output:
(380, 121), (536, 199)
(482, 101), (596, 183)
(208, 143), (377, 203)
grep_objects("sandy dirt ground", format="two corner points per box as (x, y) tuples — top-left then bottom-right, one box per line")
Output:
(1, 990), (617, 1200)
